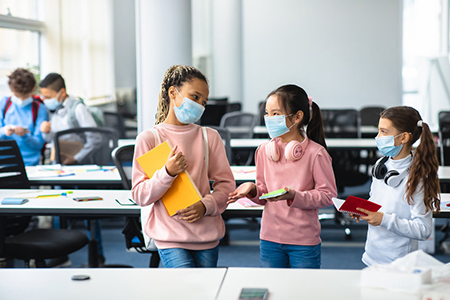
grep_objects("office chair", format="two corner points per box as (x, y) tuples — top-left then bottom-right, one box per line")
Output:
(0, 140), (89, 267)
(53, 127), (118, 166)
(437, 111), (450, 249)
(359, 106), (385, 127)
(111, 145), (161, 268)
(320, 109), (371, 238)
(103, 112), (127, 139)
(220, 111), (258, 165)
(209, 126), (232, 164)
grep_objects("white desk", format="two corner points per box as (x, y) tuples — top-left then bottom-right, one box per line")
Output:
(217, 268), (418, 300)
(0, 268), (227, 300)
(26, 165), (123, 187)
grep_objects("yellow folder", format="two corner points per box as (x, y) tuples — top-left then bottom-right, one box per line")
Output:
(136, 140), (202, 216)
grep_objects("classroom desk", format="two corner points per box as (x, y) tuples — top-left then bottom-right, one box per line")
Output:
(26, 165), (123, 188)
(216, 268), (418, 300)
(0, 268), (227, 300)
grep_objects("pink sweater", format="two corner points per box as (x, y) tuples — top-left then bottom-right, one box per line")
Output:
(249, 136), (337, 246)
(132, 123), (235, 250)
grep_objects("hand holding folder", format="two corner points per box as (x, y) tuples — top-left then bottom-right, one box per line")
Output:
(332, 196), (381, 217)
(136, 141), (202, 216)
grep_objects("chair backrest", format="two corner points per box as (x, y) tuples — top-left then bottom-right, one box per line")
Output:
(209, 126), (232, 163)
(321, 109), (361, 138)
(439, 111), (450, 165)
(103, 112), (126, 139)
(219, 111), (258, 139)
(0, 140), (30, 189)
(359, 106), (385, 126)
(200, 102), (229, 126)
(111, 144), (134, 190)
(258, 101), (266, 125)
(53, 127), (118, 165)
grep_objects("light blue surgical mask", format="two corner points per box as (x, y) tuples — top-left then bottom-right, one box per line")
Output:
(375, 133), (403, 157)
(11, 95), (33, 107)
(173, 88), (205, 124)
(44, 90), (62, 111)
(264, 114), (295, 139)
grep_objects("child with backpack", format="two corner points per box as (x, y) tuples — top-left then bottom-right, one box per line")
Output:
(0, 68), (49, 166)
(39, 73), (103, 165)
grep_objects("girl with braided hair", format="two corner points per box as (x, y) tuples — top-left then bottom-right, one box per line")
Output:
(132, 65), (235, 268)
(351, 106), (440, 266)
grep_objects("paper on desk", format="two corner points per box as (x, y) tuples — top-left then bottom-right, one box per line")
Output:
(236, 197), (262, 207)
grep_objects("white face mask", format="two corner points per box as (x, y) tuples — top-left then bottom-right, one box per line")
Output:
(11, 95), (33, 107)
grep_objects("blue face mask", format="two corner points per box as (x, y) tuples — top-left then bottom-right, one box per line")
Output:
(11, 95), (33, 107)
(43, 90), (62, 111)
(173, 89), (205, 124)
(375, 134), (403, 157)
(264, 114), (295, 139)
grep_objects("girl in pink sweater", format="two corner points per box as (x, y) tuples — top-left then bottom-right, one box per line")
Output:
(132, 65), (235, 268)
(228, 84), (337, 268)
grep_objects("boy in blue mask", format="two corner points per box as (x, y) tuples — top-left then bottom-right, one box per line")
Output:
(39, 73), (100, 165)
(0, 68), (49, 166)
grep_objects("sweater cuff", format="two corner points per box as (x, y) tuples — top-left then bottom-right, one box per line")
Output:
(158, 165), (177, 186)
(380, 212), (391, 228)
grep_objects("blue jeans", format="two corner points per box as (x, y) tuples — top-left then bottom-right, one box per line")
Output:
(260, 240), (321, 268)
(158, 246), (219, 268)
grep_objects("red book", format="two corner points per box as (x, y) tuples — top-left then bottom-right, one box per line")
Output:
(332, 196), (381, 217)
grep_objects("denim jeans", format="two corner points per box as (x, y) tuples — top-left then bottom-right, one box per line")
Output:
(158, 245), (219, 268)
(260, 239), (321, 268)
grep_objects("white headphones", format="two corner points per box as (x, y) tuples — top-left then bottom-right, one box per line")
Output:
(372, 156), (409, 187)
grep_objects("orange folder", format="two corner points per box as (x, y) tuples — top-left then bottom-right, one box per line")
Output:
(136, 140), (202, 216)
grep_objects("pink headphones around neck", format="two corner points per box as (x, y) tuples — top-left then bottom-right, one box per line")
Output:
(266, 139), (305, 162)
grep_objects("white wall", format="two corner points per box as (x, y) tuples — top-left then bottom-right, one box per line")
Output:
(241, 0), (403, 113)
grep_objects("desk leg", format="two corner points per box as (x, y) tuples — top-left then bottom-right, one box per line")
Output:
(88, 219), (99, 268)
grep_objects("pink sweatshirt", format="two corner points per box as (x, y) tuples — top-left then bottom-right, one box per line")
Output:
(132, 123), (235, 250)
(248, 135), (337, 246)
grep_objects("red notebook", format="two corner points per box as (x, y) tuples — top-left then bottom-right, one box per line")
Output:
(332, 196), (381, 217)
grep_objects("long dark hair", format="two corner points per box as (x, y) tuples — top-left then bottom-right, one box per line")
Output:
(266, 84), (327, 151)
(155, 65), (208, 124)
(381, 106), (440, 213)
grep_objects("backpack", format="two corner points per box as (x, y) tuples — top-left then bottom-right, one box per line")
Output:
(65, 97), (105, 128)
(3, 95), (43, 129)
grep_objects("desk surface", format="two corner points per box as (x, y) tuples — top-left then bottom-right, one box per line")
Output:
(0, 268), (227, 300)
(26, 165), (122, 187)
(0, 267), (420, 300)
(217, 268), (417, 300)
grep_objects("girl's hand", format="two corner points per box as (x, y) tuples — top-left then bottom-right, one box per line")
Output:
(356, 208), (383, 226)
(227, 182), (257, 204)
(265, 187), (295, 202)
(165, 145), (187, 177)
(349, 213), (361, 223)
(177, 201), (206, 223)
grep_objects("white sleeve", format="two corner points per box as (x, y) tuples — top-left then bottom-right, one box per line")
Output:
(74, 104), (97, 128)
(73, 104), (102, 163)
(380, 188), (433, 241)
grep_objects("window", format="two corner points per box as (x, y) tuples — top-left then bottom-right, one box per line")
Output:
(0, 1), (44, 97)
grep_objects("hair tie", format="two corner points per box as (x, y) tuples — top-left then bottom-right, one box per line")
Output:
(308, 96), (313, 108)
(417, 120), (423, 128)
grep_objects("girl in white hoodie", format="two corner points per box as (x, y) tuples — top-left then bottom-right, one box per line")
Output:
(352, 106), (440, 266)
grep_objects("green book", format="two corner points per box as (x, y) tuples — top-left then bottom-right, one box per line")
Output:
(259, 188), (289, 200)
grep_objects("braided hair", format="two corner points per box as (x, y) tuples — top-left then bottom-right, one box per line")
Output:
(155, 65), (208, 124)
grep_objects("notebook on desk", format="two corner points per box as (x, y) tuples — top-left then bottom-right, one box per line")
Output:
(136, 140), (202, 216)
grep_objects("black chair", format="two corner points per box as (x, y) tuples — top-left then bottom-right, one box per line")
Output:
(209, 126), (232, 164)
(220, 111), (258, 166)
(359, 106), (385, 127)
(439, 111), (450, 166)
(111, 145), (160, 268)
(103, 112), (127, 139)
(321, 109), (371, 238)
(53, 127), (118, 166)
(0, 140), (89, 267)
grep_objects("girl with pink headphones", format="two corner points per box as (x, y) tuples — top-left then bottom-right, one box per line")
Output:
(228, 84), (337, 268)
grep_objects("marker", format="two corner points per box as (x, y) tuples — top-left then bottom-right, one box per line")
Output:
(37, 191), (73, 198)
(0, 172), (21, 178)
